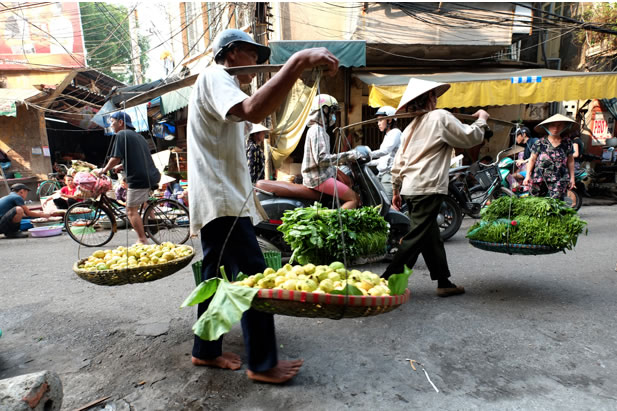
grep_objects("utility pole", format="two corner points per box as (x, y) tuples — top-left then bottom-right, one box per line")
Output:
(254, 3), (274, 180)
(129, 8), (143, 84)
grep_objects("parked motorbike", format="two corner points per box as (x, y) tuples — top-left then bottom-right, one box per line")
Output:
(578, 138), (617, 199)
(254, 146), (411, 257)
(449, 147), (517, 218)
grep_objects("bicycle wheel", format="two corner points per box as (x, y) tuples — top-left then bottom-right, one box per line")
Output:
(142, 198), (190, 244)
(65, 200), (115, 247)
(143, 199), (190, 245)
(38, 180), (60, 198)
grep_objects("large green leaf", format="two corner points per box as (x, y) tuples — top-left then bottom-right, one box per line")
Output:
(388, 265), (413, 295)
(180, 278), (220, 308)
(192, 280), (259, 341)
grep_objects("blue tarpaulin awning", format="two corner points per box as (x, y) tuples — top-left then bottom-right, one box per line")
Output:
(269, 40), (366, 67)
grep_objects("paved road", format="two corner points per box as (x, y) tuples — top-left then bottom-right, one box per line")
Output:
(1, 206), (616, 410)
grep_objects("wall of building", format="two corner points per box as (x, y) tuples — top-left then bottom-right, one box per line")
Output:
(275, 2), (513, 46)
(0, 104), (51, 180)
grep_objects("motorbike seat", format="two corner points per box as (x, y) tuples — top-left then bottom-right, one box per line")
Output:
(255, 180), (322, 201)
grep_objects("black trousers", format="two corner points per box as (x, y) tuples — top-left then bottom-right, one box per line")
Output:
(53, 198), (78, 210)
(383, 194), (451, 281)
(192, 217), (277, 372)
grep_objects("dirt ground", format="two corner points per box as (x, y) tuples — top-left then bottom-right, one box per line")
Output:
(2, 206), (617, 410)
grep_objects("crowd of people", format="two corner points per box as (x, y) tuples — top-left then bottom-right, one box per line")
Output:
(1, 27), (591, 388)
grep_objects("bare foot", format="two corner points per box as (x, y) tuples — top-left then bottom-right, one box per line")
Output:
(191, 352), (242, 370)
(246, 359), (304, 383)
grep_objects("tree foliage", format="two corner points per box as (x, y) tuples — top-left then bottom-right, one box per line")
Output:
(79, 2), (149, 84)
(577, 3), (617, 49)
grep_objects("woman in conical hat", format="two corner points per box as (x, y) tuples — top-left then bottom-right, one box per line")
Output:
(383, 78), (491, 297)
(523, 114), (578, 201)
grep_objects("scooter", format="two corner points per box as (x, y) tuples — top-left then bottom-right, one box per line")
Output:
(449, 147), (517, 219)
(254, 146), (411, 257)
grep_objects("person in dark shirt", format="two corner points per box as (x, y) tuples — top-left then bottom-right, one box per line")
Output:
(95, 111), (161, 243)
(0, 184), (50, 238)
(246, 123), (268, 183)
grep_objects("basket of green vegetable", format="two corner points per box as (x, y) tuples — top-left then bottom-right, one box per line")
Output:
(277, 203), (389, 265)
(466, 196), (587, 255)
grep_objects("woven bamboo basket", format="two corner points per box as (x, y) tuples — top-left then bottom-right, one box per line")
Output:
(469, 239), (564, 256)
(73, 247), (195, 286)
(251, 288), (411, 319)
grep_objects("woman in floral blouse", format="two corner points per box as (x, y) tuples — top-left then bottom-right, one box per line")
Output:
(523, 114), (577, 201)
(246, 123), (269, 183)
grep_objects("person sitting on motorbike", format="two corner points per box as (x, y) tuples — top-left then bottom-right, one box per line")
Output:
(523, 114), (576, 201)
(381, 78), (490, 297)
(512, 126), (538, 182)
(301, 94), (360, 209)
(368, 106), (401, 201)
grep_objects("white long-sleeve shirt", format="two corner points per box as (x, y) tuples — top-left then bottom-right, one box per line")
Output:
(370, 127), (401, 177)
(392, 109), (487, 195)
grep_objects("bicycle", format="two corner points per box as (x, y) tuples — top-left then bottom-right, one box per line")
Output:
(37, 164), (68, 199)
(64, 190), (190, 247)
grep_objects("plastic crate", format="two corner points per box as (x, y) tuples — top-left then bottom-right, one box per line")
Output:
(474, 166), (500, 189)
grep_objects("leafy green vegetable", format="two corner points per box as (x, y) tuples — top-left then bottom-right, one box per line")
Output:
(277, 203), (389, 265)
(467, 197), (587, 250)
(181, 278), (220, 308)
(388, 265), (413, 295)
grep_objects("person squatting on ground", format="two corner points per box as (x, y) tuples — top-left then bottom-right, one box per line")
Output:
(187, 28), (339, 383)
(523, 114), (576, 201)
(246, 122), (269, 183)
(301, 94), (360, 209)
(0, 184), (51, 238)
(368, 105), (401, 201)
(381, 78), (490, 297)
(95, 111), (161, 244)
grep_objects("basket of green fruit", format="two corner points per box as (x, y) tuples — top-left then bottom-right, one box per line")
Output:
(246, 262), (410, 319)
(182, 262), (413, 342)
(73, 242), (195, 286)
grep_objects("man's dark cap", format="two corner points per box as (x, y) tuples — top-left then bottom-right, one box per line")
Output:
(10, 183), (30, 192)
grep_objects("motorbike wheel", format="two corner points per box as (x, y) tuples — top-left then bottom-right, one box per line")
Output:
(399, 196), (462, 241)
(438, 195), (463, 241)
(564, 189), (582, 211)
(489, 186), (515, 201)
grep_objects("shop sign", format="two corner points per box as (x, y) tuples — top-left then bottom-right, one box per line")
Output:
(591, 111), (615, 146)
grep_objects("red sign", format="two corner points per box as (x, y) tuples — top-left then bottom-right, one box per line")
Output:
(0, 2), (85, 70)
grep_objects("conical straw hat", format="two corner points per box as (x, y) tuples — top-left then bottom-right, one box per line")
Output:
(249, 123), (270, 135)
(534, 114), (578, 134)
(395, 78), (451, 115)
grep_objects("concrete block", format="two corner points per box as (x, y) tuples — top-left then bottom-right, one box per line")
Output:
(0, 371), (63, 411)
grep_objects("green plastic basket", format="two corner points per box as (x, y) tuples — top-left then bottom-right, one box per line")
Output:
(263, 251), (282, 271)
(192, 261), (202, 286)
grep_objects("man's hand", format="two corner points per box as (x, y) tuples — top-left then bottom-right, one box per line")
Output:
(92, 169), (101, 177)
(112, 164), (124, 173)
(392, 193), (402, 211)
(569, 177), (576, 190)
(471, 109), (490, 122)
(294, 47), (339, 76)
(523, 176), (531, 187)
